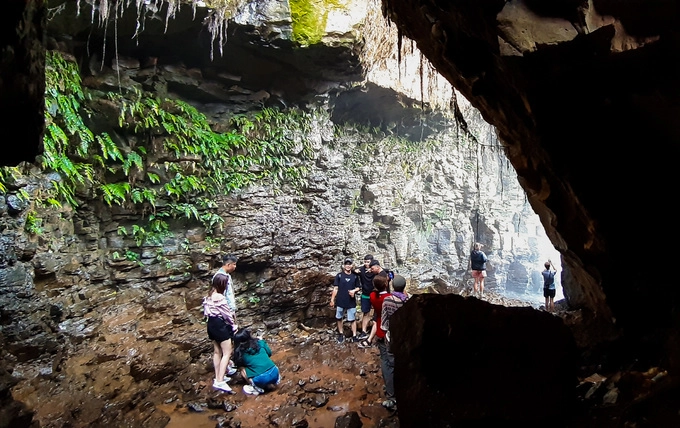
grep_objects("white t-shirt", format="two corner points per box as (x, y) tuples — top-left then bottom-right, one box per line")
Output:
(212, 268), (237, 312)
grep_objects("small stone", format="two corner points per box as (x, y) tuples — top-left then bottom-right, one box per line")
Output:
(187, 402), (205, 412)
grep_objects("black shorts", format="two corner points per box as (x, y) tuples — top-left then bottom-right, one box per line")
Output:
(361, 294), (372, 314)
(543, 288), (556, 298)
(207, 316), (235, 343)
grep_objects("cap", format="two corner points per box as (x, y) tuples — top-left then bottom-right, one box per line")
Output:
(369, 259), (380, 267)
(344, 258), (354, 265)
(392, 274), (406, 289)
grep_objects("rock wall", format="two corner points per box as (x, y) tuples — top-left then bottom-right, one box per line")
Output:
(0, 0), (565, 425)
(0, 49), (555, 428)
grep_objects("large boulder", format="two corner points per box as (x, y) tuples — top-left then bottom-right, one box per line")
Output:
(391, 293), (578, 425)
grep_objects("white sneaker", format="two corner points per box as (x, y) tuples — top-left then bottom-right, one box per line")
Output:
(215, 376), (231, 383)
(227, 366), (238, 376)
(382, 398), (397, 410)
(243, 385), (259, 396)
(212, 380), (234, 393)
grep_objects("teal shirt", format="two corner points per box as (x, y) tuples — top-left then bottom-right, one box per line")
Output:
(240, 339), (275, 379)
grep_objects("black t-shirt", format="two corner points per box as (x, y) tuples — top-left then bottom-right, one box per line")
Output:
(334, 271), (360, 309)
(358, 266), (376, 295)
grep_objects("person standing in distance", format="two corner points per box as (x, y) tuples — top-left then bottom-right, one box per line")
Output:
(355, 254), (375, 340)
(330, 258), (361, 343)
(469, 242), (488, 297)
(542, 260), (557, 312)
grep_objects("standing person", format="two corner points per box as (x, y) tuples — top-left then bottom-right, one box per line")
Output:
(542, 260), (557, 312)
(203, 274), (237, 393)
(356, 254), (375, 339)
(213, 254), (239, 376)
(469, 242), (488, 297)
(369, 259), (389, 279)
(377, 274), (409, 410)
(358, 273), (390, 349)
(330, 258), (361, 343)
(213, 254), (238, 313)
(232, 328), (281, 396)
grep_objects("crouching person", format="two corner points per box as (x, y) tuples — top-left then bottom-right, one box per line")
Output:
(233, 328), (281, 395)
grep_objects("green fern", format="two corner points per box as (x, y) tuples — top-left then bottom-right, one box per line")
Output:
(100, 182), (131, 206)
(25, 211), (44, 235)
(35, 50), (317, 259)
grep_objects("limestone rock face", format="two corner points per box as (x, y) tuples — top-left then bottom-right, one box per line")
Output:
(0, 1), (562, 422)
(2, 0), (679, 425)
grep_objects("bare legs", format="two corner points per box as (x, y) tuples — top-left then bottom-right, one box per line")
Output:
(361, 314), (371, 336)
(213, 339), (232, 382)
(336, 319), (344, 336)
(368, 321), (377, 343)
(212, 341), (222, 380)
(337, 319), (358, 339)
(472, 274), (485, 297)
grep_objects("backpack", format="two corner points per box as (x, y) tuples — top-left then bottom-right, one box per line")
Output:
(384, 293), (408, 349)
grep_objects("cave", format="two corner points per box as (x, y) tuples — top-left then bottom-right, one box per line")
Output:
(2, 0), (679, 426)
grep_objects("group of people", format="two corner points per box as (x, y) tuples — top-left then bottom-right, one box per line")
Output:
(469, 241), (560, 311)
(203, 247), (558, 403)
(329, 254), (410, 410)
(202, 255), (280, 395)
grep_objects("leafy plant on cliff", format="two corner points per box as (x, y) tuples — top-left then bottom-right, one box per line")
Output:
(42, 50), (120, 207)
(229, 107), (314, 190)
(33, 51), (314, 250)
(0, 168), (12, 194)
(24, 211), (44, 235)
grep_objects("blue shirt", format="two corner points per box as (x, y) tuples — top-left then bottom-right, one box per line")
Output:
(542, 270), (556, 290)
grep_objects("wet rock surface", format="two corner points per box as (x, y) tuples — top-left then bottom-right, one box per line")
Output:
(147, 324), (402, 428)
(2, 281), (677, 427)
